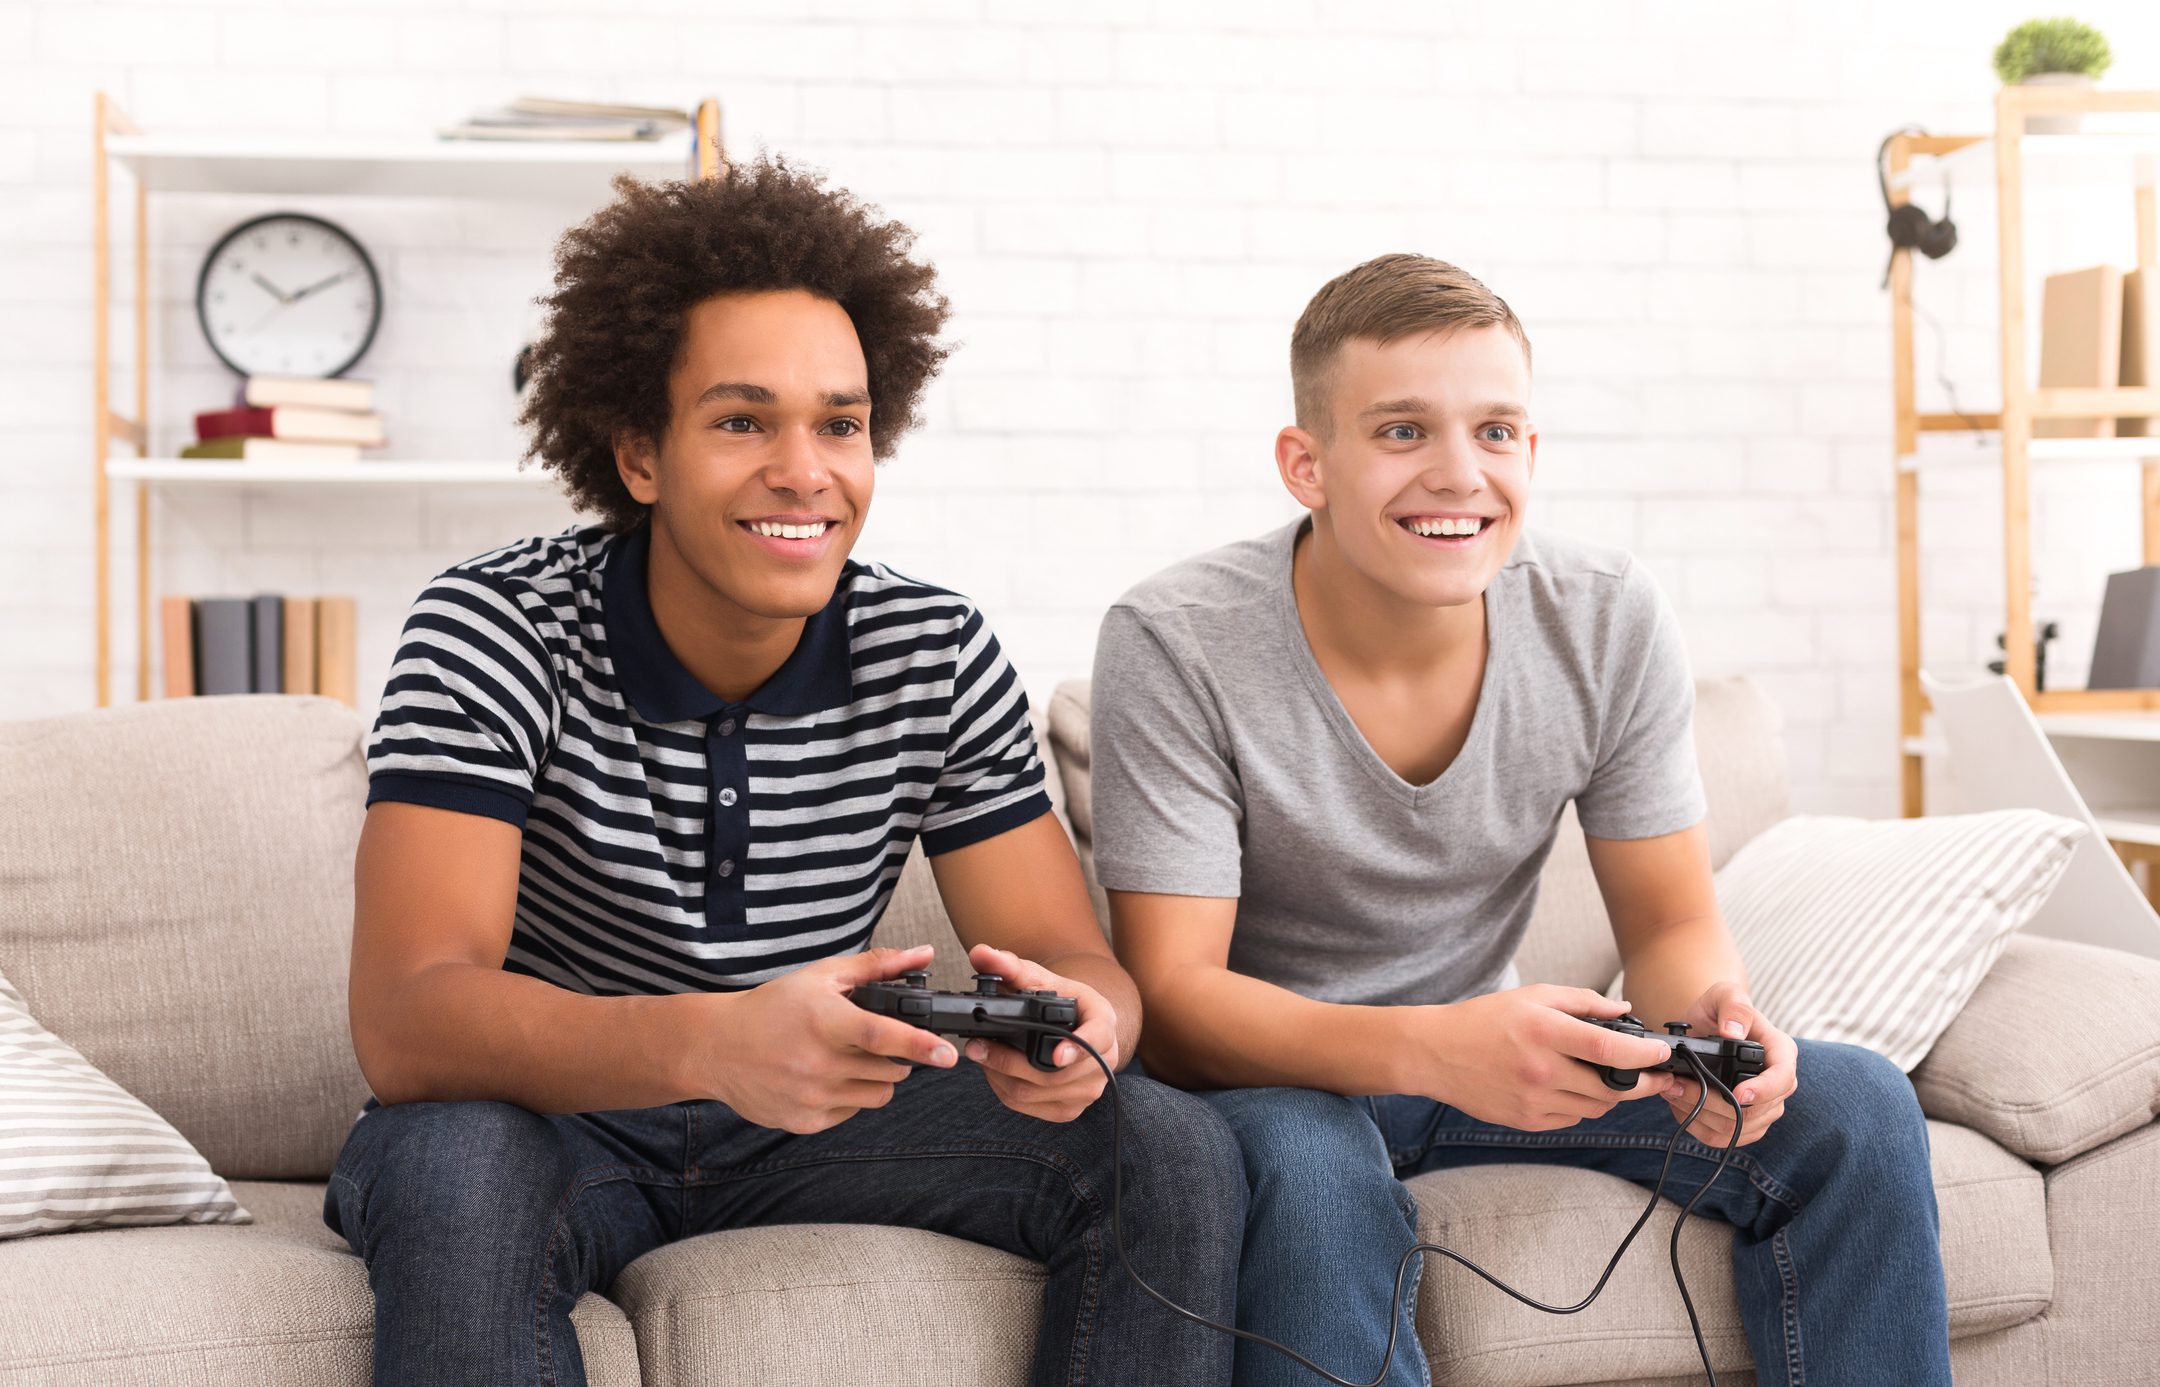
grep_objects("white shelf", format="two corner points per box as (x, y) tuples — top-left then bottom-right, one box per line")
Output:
(1897, 128), (2160, 190)
(2038, 712), (2160, 742)
(104, 133), (695, 199)
(2093, 807), (2160, 847)
(1899, 435), (2160, 471)
(107, 458), (547, 486)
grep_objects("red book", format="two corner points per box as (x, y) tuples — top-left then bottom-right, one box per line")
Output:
(194, 405), (384, 447)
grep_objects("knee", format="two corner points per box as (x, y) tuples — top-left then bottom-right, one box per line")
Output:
(1205, 1088), (1399, 1211)
(1784, 1041), (1932, 1181)
(335, 1100), (572, 1246)
(1110, 1078), (1247, 1224)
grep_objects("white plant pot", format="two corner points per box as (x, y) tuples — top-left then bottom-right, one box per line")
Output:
(2018, 72), (2094, 134)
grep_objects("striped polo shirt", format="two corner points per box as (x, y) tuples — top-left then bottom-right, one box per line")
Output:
(362, 517), (1052, 995)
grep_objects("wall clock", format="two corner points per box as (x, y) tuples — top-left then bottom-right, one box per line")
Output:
(195, 212), (382, 378)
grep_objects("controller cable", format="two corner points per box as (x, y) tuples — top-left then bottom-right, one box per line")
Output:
(1004, 1018), (1744, 1387)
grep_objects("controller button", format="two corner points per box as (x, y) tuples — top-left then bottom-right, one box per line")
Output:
(972, 973), (1003, 996)
(901, 971), (929, 989)
(1666, 1022), (1692, 1036)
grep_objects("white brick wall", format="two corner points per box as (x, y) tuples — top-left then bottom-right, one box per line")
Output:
(7, 0), (2160, 818)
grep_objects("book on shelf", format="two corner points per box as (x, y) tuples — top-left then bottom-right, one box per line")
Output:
(439, 96), (691, 143)
(2036, 264), (2125, 440)
(241, 375), (374, 412)
(180, 438), (363, 464)
(195, 405), (385, 447)
(159, 593), (358, 709)
(2125, 267), (2157, 439)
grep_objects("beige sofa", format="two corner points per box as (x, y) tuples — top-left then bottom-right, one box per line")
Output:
(1, 679), (2155, 1386)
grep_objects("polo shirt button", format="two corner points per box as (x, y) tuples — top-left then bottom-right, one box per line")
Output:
(717, 718), (737, 736)
(717, 859), (736, 878)
(718, 788), (738, 807)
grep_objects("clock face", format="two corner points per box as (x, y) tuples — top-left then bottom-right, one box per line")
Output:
(196, 213), (382, 379)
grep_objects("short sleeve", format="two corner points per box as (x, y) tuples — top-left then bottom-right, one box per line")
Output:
(1573, 561), (1708, 840)
(364, 572), (560, 829)
(1087, 605), (1244, 898)
(918, 607), (1052, 856)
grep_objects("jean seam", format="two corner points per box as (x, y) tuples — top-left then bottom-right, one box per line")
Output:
(1414, 1128), (1805, 1218)
(534, 1162), (684, 1387)
(1773, 1226), (1803, 1387)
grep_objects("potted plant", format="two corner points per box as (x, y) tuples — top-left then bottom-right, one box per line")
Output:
(1994, 17), (2113, 133)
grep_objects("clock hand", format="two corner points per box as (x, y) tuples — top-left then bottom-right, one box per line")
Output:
(287, 270), (353, 304)
(250, 272), (291, 304)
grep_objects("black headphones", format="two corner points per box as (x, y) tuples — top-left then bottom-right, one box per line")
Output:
(1878, 126), (1957, 287)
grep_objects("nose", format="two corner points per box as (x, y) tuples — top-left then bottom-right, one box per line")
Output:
(762, 420), (832, 498)
(1419, 435), (1486, 495)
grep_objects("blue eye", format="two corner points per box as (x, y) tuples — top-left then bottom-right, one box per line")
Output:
(1384, 424), (1420, 442)
(1482, 424), (1515, 443)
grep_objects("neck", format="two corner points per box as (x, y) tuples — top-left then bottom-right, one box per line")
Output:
(645, 514), (804, 705)
(1291, 514), (1485, 679)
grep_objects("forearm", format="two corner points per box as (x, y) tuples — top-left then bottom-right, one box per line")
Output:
(1618, 915), (1746, 1033)
(1039, 947), (1143, 1064)
(1135, 963), (1409, 1094)
(355, 962), (718, 1114)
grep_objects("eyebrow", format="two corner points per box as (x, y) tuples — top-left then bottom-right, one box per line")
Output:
(693, 381), (871, 409)
(1357, 397), (1527, 421)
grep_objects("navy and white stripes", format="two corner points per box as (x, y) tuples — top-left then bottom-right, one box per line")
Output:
(364, 521), (1050, 996)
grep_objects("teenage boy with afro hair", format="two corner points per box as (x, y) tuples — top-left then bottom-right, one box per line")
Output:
(324, 156), (1244, 1387)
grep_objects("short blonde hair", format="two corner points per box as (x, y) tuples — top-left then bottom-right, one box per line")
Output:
(1290, 253), (1531, 439)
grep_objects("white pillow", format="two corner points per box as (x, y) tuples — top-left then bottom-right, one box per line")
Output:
(0, 965), (249, 1240)
(1609, 809), (2086, 1072)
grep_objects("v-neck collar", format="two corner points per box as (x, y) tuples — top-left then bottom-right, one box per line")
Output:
(1272, 516), (1501, 806)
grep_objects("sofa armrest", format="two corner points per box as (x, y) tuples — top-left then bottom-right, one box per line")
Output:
(1909, 933), (2160, 1165)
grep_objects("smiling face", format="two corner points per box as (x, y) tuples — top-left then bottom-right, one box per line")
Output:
(615, 288), (875, 621)
(1278, 323), (1536, 610)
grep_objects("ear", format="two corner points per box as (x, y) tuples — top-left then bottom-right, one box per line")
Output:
(614, 430), (660, 507)
(1275, 425), (1328, 512)
(1523, 423), (1538, 485)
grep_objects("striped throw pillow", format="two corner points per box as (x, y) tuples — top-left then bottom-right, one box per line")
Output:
(0, 966), (248, 1240)
(1611, 809), (2086, 1072)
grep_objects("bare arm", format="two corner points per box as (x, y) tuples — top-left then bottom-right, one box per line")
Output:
(1108, 889), (1412, 1094)
(1589, 822), (1798, 1146)
(350, 802), (953, 1123)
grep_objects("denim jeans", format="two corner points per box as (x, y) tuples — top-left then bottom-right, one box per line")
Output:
(1201, 1039), (1954, 1387)
(323, 1061), (1245, 1387)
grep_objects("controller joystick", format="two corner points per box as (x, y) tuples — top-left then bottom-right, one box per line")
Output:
(1588, 1012), (1765, 1094)
(853, 969), (1080, 1071)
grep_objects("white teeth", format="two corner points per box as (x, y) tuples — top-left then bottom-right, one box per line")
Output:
(752, 521), (830, 539)
(1406, 517), (1484, 538)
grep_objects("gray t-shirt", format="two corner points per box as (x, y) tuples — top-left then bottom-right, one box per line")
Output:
(1089, 517), (1706, 1008)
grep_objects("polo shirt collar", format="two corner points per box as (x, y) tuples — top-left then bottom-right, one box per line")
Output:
(601, 518), (855, 724)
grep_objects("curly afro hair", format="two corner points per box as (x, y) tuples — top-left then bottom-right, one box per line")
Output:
(518, 154), (953, 533)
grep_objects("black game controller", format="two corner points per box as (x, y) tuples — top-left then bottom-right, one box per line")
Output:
(851, 971), (1080, 1072)
(1588, 1013), (1766, 1093)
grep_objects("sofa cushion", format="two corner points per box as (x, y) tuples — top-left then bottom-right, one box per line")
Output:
(1404, 1120), (2047, 1386)
(0, 964), (247, 1240)
(0, 696), (372, 1181)
(0, 1178), (637, 1386)
(608, 1222), (1043, 1386)
(1913, 934), (2160, 1164)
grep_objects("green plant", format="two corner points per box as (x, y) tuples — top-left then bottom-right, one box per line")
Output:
(1993, 17), (2112, 85)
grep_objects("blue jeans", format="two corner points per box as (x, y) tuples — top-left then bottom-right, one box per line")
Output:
(323, 1061), (1244, 1386)
(1202, 1039), (1953, 1387)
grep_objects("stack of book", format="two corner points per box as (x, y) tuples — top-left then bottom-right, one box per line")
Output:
(160, 593), (359, 708)
(439, 96), (691, 143)
(181, 377), (383, 465)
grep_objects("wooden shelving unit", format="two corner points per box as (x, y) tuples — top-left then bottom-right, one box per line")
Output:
(1889, 87), (2160, 817)
(89, 92), (726, 707)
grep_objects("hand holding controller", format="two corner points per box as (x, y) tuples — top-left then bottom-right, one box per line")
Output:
(1586, 1012), (1766, 1094)
(850, 970), (1080, 1072)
